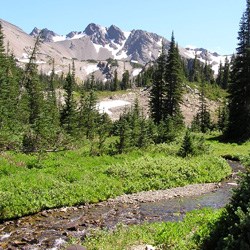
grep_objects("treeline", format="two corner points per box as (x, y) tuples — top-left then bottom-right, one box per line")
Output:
(0, 9), (249, 155)
(0, 24), (181, 154)
(0, 26), (109, 153)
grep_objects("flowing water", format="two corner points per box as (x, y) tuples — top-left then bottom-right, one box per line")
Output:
(0, 160), (244, 249)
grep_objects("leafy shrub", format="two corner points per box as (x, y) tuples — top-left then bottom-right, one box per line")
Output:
(200, 170), (250, 249)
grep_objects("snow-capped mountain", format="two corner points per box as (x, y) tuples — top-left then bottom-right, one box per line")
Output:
(0, 18), (231, 81)
(184, 47), (231, 74)
(29, 22), (169, 64)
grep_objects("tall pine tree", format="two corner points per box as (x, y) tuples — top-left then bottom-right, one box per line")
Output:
(226, 0), (250, 141)
(222, 56), (230, 89)
(60, 68), (77, 136)
(21, 35), (49, 152)
(149, 45), (166, 124)
(163, 34), (184, 125)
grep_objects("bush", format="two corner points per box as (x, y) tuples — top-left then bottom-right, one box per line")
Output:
(178, 131), (209, 157)
(201, 170), (250, 249)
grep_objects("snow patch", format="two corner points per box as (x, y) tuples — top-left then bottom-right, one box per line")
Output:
(84, 64), (99, 74)
(93, 43), (103, 53)
(132, 68), (142, 76)
(69, 33), (85, 40)
(53, 35), (66, 42)
(124, 31), (131, 39)
(97, 100), (131, 115)
(18, 58), (46, 64)
(157, 38), (162, 47)
(115, 50), (127, 60)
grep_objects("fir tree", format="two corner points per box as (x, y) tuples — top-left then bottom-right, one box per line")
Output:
(21, 35), (48, 152)
(216, 61), (224, 86)
(218, 103), (229, 132)
(95, 112), (112, 155)
(226, 0), (250, 141)
(163, 34), (184, 124)
(202, 60), (214, 83)
(112, 69), (119, 91)
(114, 114), (131, 154)
(0, 27), (23, 149)
(43, 60), (63, 150)
(189, 54), (201, 82)
(178, 129), (195, 157)
(191, 82), (211, 133)
(77, 89), (99, 139)
(222, 56), (230, 89)
(121, 70), (130, 90)
(149, 45), (166, 124)
(60, 69), (77, 136)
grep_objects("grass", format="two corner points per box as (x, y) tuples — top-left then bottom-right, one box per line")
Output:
(95, 89), (129, 99)
(0, 143), (231, 221)
(1, 132), (249, 221)
(81, 208), (222, 250)
(206, 133), (250, 165)
(186, 82), (228, 101)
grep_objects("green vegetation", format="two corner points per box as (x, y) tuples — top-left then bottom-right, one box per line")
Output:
(82, 208), (222, 250)
(225, 0), (250, 142)
(0, 2), (250, 248)
(0, 146), (231, 220)
(206, 135), (250, 162)
(201, 170), (250, 249)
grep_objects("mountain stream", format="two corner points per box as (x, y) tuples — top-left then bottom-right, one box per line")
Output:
(0, 160), (245, 250)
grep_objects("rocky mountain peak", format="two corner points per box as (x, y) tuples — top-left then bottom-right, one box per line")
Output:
(83, 23), (108, 46)
(123, 29), (167, 63)
(66, 31), (83, 39)
(107, 25), (126, 45)
(30, 27), (58, 42)
(30, 27), (41, 36)
(84, 23), (105, 35)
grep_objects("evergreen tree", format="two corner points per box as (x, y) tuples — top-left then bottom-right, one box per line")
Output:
(21, 36), (49, 152)
(113, 99), (152, 153)
(95, 112), (112, 155)
(191, 82), (211, 133)
(0, 27), (23, 149)
(112, 69), (119, 91)
(77, 89), (99, 139)
(189, 54), (201, 82)
(42, 60), (63, 150)
(149, 45), (166, 124)
(222, 56), (230, 89)
(218, 104), (229, 132)
(202, 61), (214, 83)
(226, 0), (250, 141)
(216, 61), (224, 86)
(60, 70), (77, 136)
(121, 70), (130, 90)
(178, 129), (195, 157)
(163, 34), (184, 124)
(114, 114), (131, 154)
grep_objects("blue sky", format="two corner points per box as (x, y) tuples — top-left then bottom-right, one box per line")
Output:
(0, 0), (246, 55)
